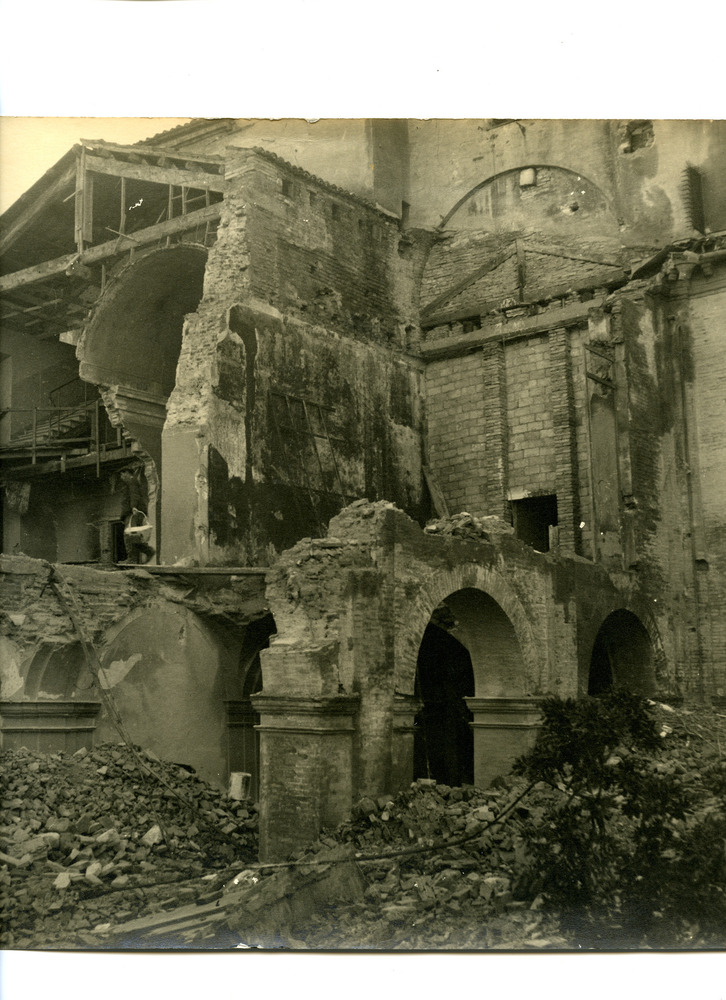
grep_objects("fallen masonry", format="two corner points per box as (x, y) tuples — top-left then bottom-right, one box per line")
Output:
(0, 742), (258, 950)
(2, 701), (725, 950)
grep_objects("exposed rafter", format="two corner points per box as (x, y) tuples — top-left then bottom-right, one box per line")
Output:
(0, 203), (222, 293)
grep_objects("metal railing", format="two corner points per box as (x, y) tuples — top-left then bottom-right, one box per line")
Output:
(0, 397), (124, 473)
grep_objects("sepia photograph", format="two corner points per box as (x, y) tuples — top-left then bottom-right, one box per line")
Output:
(2, 113), (725, 956)
(0, 4), (725, 992)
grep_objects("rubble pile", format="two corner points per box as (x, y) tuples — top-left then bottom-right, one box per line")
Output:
(423, 512), (515, 542)
(0, 743), (258, 949)
(290, 777), (568, 950)
(2, 702), (724, 951)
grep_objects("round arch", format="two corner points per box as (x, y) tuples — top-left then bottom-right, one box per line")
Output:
(79, 244), (207, 398)
(439, 164), (616, 231)
(395, 563), (543, 699)
(587, 608), (660, 697)
(24, 641), (95, 700)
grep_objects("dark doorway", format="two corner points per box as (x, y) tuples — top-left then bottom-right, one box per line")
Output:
(413, 622), (475, 786)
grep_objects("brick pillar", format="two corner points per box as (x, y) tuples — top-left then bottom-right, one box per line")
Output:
(549, 328), (580, 552)
(465, 697), (541, 788)
(481, 341), (509, 519)
(253, 692), (360, 861)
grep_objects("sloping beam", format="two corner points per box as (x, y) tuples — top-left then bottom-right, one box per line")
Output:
(0, 164), (76, 257)
(0, 203), (222, 293)
(420, 245), (517, 319)
(84, 154), (226, 193)
(82, 139), (224, 169)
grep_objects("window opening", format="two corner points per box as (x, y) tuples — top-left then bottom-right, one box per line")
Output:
(510, 494), (558, 552)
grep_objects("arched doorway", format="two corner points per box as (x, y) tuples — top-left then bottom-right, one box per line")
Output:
(414, 617), (475, 785)
(411, 588), (537, 790)
(227, 614), (276, 802)
(588, 609), (657, 696)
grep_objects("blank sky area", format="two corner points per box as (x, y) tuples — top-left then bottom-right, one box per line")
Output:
(0, 118), (191, 213)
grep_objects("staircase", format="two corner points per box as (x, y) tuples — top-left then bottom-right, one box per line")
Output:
(0, 379), (126, 471)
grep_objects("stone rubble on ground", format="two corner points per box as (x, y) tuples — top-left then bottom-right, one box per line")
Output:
(2, 703), (723, 950)
(0, 742), (258, 949)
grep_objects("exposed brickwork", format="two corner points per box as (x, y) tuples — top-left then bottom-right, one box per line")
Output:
(481, 342), (509, 519)
(424, 354), (487, 516)
(505, 333), (556, 496)
(548, 327), (581, 551)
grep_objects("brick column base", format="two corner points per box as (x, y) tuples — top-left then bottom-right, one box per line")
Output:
(465, 697), (542, 788)
(252, 694), (360, 861)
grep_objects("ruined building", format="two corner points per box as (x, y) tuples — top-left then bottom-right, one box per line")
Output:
(1, 119), (725, 859)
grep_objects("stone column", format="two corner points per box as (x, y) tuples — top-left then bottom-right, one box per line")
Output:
(465, 697), (542, 788)
(253, 691), (360, 861)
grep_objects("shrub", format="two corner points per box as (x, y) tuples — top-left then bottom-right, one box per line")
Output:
(512, 691), (726, 947)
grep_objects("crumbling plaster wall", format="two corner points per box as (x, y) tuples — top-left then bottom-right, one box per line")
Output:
(597, 264), (726, 702)
(162, 149), (426, 566)
(0, 555), (268, 786)
(681, 269), (726, 700)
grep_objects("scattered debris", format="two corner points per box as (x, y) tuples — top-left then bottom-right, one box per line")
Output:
(0, 742), (258, 950)
(424, 512), (515, 541)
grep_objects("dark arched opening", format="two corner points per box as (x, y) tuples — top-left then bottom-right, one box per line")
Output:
(588, 609), (657, 697)
(80, 245), (207, 399)
(229, 613), (275, 802)
(413, 615), (475, 786)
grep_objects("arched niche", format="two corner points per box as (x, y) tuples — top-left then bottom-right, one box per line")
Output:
(410, 587), (540, 790)
(79, 245), (207, 399)
(24, 641), (95, 700)
(588, 609), (658, 697)
(225, 613), (276, 803)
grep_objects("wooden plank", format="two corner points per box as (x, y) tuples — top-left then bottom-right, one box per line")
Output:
(82, 139), (224, 169)
(0, 253), (78, 293)
(422, 466), (450, 518)
(0, 164), (76, 257)
(84, 154), (226, 193)
(0, 204), (222, 293)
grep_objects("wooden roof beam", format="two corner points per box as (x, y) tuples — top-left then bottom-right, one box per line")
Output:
(84, 153), (226, 193)
(81, 139), (224, 170)
(0, 163), (76, 257)
(0, 202), (222, 293)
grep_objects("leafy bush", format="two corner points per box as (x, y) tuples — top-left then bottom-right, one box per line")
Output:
(512, 691), (726, 947)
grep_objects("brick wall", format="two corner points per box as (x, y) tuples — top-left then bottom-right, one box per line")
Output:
(505, 333), (556, 496)
(226, 150), (409, 345)
(425, 353), (487, 516)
